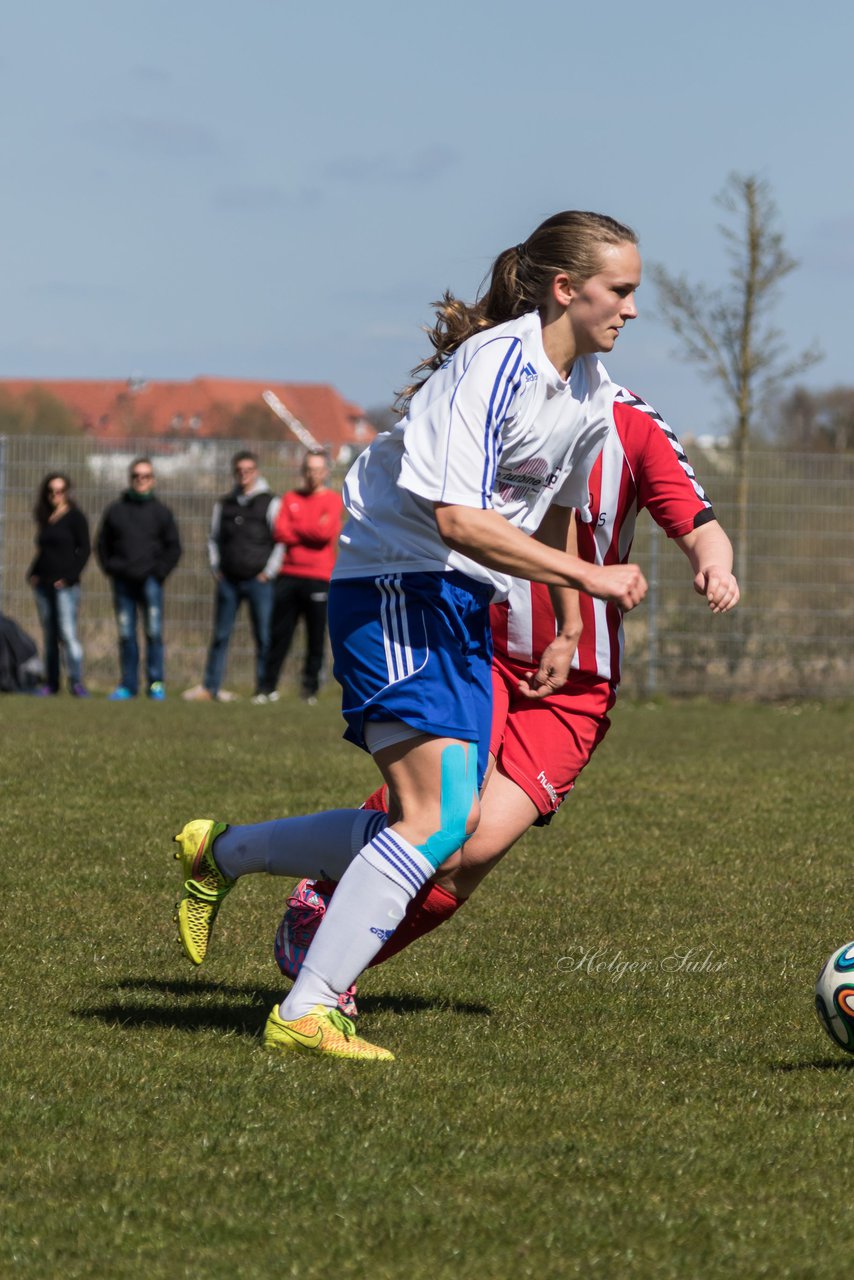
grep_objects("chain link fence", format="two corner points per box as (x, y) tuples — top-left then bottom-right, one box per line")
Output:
(1, 435), (851, 699)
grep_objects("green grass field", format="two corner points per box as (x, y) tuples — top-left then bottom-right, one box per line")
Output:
(2, 694), (853, 1279)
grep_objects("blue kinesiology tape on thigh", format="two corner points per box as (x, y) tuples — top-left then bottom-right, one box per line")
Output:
(416, 742), (477, 869)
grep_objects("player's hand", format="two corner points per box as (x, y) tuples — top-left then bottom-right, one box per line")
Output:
(585, 563), (647, 612)
(694, 566), (740, 613)
(516, 635), (577, 700)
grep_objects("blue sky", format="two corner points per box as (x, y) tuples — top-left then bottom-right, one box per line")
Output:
(1, 0), (851, 436)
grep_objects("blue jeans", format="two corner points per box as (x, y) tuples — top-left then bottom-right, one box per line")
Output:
(33, 583), (84, 689)
(202, 575), (273, 696)
(112, 576), (164, 694)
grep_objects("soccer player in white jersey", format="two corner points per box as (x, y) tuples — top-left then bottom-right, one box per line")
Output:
(275, 386), (740, 1005)
(172, 211), (648, 1061)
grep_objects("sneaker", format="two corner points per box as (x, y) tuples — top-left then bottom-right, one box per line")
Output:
(34, 684), (58, 697)
(182, 685), (213, 702)
(274, 879), (327, 978)
(263, 1004), (393, 1061)
(268, 690), (280, 703)
(250, 693), (269, 705)
(336, 986), (360, 1020)
(274, 879), (359, 1017)
(301, 690), (318, 705)
(172, 819), (233, 965)
(148, 681), (166, 701)
(69, 682), (90, 698)
(108, 686), (134, 701)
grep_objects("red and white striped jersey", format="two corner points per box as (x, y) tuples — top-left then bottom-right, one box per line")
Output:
(490, 387), (716, 688)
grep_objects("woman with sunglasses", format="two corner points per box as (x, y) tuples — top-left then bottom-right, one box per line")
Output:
(28, 473), (91, 696)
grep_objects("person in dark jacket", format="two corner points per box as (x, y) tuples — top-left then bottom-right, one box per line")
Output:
(0, 612), (42, 693)
(29, 472), (91, 696)
(183, 451), (281, 701)
(96, 457), (181, 700)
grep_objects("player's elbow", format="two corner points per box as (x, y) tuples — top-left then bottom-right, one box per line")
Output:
(433, 502), (477, 551)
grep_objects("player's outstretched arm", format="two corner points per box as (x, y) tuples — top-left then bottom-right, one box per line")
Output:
(675, 520), (740, 613)
(433, 502), (647, 611)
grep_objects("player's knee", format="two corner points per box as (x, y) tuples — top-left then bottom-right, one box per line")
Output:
(416, 808), (474, 868)
(464, 795), (481, 840)
(433, 794), (481, 872)
(415, 743), (479, 869)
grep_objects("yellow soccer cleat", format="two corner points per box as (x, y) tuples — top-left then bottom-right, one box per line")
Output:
(263, 1004), (394, 1061)
(172, 819), (233, 965)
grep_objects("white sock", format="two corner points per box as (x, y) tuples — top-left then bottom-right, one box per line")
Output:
(280, 828), (434, 1020)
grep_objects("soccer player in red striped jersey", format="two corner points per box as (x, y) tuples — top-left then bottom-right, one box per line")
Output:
(476, 384), (738, 858)
(275, 385), (739, 999)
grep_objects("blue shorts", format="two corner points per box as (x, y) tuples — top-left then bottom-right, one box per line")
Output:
(328, 570), (494, 787)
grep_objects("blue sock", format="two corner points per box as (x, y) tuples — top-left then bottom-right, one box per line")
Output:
(212, 808), (387, 882)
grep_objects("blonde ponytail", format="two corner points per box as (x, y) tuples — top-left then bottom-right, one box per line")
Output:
(396, 211), (637, 410)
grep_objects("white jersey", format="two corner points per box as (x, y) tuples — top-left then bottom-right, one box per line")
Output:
(334, 311), (616, 601)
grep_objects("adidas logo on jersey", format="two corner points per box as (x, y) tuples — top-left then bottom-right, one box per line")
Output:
(522, 361), (538, 382)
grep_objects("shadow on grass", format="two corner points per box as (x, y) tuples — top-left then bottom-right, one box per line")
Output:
(76, 979), (491, 1039)
(109, 978), (491, 1018)
(771, 1057), (854, 1072)
(76, 1000), (267, 1037)
(355, 994), (491, 1018)
(113, 976), (269, 999)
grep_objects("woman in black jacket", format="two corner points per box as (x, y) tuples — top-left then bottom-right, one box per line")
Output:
(29, 472), (91, 696)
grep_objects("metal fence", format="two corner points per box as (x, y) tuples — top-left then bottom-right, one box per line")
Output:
(1, 434), (852, 699)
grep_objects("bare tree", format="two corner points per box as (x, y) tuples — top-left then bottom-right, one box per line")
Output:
(773, 384), (854, 453)
(650, 173), (821, 583)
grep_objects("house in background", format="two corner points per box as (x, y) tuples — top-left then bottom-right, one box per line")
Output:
(0, 376), (373, 461)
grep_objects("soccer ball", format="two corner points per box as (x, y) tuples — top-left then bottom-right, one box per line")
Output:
(815, 942), (854, 1054)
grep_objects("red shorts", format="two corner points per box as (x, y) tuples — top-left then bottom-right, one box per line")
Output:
(489, 656), (616, 818)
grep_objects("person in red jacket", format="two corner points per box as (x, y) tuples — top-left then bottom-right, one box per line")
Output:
(253, 448), (344, 704)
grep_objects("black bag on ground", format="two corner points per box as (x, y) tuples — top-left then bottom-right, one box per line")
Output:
(0, 612), (42, 692)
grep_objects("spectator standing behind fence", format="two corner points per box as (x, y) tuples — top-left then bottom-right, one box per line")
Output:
(28, 472), (91, 697)
(183, 451), (282, 703)
(96, 457), (181, 702)
(253, 448), (343, 705)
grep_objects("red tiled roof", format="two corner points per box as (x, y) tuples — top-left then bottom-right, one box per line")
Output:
(0, 376), (373, 449)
